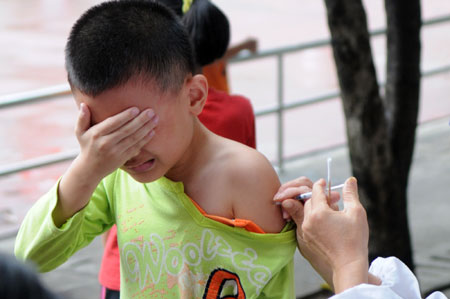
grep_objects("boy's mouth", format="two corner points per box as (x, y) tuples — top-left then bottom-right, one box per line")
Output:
(126, 159), (155, 173)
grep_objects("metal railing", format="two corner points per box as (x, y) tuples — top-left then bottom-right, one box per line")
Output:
(1, 14), (450, 176)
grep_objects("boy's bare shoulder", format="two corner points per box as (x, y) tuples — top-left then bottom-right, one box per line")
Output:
(215, 140), (285, 233)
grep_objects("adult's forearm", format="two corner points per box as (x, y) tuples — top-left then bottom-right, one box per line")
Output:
(333, 259), (369, 294)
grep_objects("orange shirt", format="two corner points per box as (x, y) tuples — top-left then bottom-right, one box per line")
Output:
(202, 60), (229, 93)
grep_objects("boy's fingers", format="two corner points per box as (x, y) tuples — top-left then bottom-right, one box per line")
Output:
(342, 177), (360, 209)
(123, 129), (155, 158)
(97, 107), (141, 135)
(113, 109), (157, 143)
(281, 199), (305, 226)
(118, 114), (158, 153)
(75, 103), (91, 137)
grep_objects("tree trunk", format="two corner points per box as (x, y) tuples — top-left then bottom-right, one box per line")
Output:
(323, 0), (421, 271)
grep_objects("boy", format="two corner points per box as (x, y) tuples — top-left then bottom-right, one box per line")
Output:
(15, 1), (296, 297)
(99, 1), (257, 296)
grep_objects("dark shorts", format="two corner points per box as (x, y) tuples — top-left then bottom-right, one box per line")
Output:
(102, 287), (120, 299)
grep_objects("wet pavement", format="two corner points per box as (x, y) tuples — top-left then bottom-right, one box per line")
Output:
(1, 0), (450, 298)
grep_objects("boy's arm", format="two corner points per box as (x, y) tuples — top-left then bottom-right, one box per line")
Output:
(15, 104), (157, 271)
(53, 103), (157, 227)
(14, 176), (114, 272)
(231, 149), (285, 233)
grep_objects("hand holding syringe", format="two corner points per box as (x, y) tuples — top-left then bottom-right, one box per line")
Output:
(295, 157), (343, 203)
(275, 157), (342, 206)
(296, 183), (344, 201)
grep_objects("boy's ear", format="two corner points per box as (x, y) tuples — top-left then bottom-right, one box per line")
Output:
(187, 74), (208, 116)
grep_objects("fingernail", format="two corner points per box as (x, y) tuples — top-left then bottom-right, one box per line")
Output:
(273, 193), (281, 200)
(148, 130), (155, 138)
(282, 211), (289, 219)
(348, 177), (357, 187)
(131, 107), (139, 116)
(152, 115), (159, 124)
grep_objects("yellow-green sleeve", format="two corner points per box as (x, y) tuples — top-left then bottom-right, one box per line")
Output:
(14, 177), (115, 272)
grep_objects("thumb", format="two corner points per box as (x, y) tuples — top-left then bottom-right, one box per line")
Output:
(281, 199), (305, 226)
(75, 103), (91, 137)
(342, 177), (360, 209)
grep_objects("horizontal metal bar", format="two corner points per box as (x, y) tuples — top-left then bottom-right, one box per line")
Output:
(256, 61), (450, 117)
(422, 64), (450, 77)
(231, 14), (450, 63)
(1, 60), (450, 177)
(422, 14), (450, 27)
(0, 149), (79, 177)
(255, 90), (340, 117)
(231, 28), (386, 63)
(0, 84), (71, 109)
(0, 94), (343, 176)
(230, 39), (332, 63)
(1, 61), (447, 114)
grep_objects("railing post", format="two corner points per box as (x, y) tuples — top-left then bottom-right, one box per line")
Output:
(277, 54), (284, 172)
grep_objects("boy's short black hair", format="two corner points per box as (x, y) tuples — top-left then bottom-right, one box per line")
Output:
(65, 0), (196, 96)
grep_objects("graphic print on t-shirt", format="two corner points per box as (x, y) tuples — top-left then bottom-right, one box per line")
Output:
(121, 228), (272, 296)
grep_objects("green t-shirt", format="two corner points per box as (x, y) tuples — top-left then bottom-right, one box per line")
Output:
(15, 170), (297, 298)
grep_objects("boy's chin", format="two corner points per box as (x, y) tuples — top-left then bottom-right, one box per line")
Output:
(121, 166), (163, 183)
(127, 172), (161, 183)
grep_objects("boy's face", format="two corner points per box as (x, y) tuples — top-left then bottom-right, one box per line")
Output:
(73, 77), (203, 183)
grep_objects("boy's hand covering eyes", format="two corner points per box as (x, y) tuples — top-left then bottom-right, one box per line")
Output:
(52, 104), (158, 227)
(75, 103), (158, 180)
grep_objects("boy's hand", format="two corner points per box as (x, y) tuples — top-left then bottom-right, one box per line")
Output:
(53, 103), (157, 227)
(75, 103), (158, 181)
